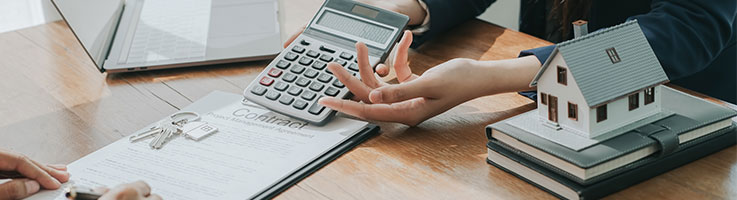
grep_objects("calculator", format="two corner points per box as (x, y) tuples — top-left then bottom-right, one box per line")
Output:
(242, 0), (409, 125)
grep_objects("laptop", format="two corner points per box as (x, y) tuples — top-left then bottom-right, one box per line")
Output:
(51, 0), (282, 73)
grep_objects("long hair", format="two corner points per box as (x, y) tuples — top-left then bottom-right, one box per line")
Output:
(550, 0), (592, 37)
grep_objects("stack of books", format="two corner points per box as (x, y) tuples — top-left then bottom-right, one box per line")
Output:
(485, 87), (736, 200)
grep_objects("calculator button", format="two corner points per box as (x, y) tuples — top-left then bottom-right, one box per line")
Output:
(287, 87), (303, 96)
(259, 77), (274, 86)
(340, 52), (354, 60)
(324, 87), (339, 97)
(276, 60), (291, 69)
(282, 73), (297, 83)
(301, 91), (316, 101)
(319, 45), (336, 53)
(306, 50), (320, 58)
(250, 86), (267, 96)
(274, 81), (289, 91)
(268, 68), (283, 77)
(290, 65), (305, 74)
(332, 79), (345, 88)
(317, 73), (333, 83)
(347, 63), (359, 72)
(279, 95), (294, 105)
(299, 57), (313, 66)
(300, 40), (311, 46)
(336, 59), (347, 66)
(265, 91), (281, 100)
(312, 61), (326, 70)
(309, 82), (325, 92)
(291, 45), (305, 54)
(293, 100), (308, 110)
(284, 52), (299, 61)
(304, 69), (318, 78)
(308, 100), (326, 115)
(296, 77), (312, 87)
(325, 67), (333, 74)
(319, 55), (334, 62)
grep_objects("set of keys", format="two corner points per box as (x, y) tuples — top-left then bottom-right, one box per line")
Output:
(129, 111), (218, 149)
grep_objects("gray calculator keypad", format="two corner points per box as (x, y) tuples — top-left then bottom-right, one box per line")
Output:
(247, 38), (359, 120)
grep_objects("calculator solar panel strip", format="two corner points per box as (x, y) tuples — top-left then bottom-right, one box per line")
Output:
(243, 0), (409, 125)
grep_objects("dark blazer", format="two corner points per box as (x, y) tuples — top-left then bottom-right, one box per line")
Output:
(414, 0), (736, 103)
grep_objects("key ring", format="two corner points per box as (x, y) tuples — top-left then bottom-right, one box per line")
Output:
(169, 111), (201, 124)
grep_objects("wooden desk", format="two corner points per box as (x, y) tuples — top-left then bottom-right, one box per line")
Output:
(1, 1), (734, 199)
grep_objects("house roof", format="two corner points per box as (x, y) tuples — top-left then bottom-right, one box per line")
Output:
(530, 20), (669, 108)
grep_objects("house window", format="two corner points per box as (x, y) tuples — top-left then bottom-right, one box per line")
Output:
(541, 93), (548, 105)
(606, 47), (621, 64)
(557, 66), (567, 85)
(568, 102), (578, 121)
(597, 104), (608, 122)
(629, 93), (639, 111)
(644, 87), (655, 105)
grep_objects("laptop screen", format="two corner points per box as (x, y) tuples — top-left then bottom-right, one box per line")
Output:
(52, 0), (124, 70)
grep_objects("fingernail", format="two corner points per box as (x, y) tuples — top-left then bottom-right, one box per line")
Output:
(370, 91), (382, 103)
(49, 164), (67, 170)
(25, 180), (40, 194)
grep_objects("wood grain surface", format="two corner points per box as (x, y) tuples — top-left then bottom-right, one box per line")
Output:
(0, 0), (734, 199)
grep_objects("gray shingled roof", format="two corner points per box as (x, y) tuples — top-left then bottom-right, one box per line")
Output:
(530, 20), (669, 107)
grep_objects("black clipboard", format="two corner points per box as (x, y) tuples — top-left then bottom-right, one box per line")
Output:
(251, 124), (380, 199)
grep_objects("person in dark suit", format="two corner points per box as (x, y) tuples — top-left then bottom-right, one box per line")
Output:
(289, 0), (736, 126)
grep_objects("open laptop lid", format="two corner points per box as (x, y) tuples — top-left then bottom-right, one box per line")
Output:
(52, 0), (125, 72)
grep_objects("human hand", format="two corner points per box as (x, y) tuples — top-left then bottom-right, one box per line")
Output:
(318, 31), (489, 126)
(98, 181), (161, 200)
(0, 150), (70, 200)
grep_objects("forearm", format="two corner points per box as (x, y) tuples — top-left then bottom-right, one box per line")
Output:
(471, 55), (541, 97)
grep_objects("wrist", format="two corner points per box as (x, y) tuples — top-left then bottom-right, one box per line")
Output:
(394, 0), (427, 26)
(476, 56), (542, 96)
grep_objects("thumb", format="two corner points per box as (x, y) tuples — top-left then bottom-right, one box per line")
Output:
(369, 80), (435, 104)
(0, 179), (40, 200)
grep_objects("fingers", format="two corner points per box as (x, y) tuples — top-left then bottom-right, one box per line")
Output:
(0, 152), (61, 189)
(47, 164), (67, 171)
(283, 26), (306, 48)
(31, 160), (69, 183)
(145, 194), (163, 200)
(99, 181), (153, 200)
(319, 97), (428, 126)
(368, 80), (435, 104)
(0, 179), (40, 200)
(355, 42), (381, 88)
(394, 30), (416, 83)
(328, 63), (372, 102)
(126, 180), (152, 197)
(375, 64), (390, 77)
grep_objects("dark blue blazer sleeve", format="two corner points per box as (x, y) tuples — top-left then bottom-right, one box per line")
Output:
(412, 0), (496, 47)
(521, 0), (737, 80)
(629, 0), (736, 80)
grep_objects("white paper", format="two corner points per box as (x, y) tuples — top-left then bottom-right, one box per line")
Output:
(27, 91), (368, 200)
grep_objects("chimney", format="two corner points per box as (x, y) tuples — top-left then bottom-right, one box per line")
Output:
(572, 20), (588, 38)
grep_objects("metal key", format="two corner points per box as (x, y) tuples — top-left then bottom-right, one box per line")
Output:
(150, 120), (176, 149)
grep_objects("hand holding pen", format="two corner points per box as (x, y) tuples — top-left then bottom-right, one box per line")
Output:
(0, 150), (70, 200)
(1, 150), (160, 200)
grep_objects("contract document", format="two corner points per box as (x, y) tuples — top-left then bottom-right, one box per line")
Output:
(28, 91), (375, 199)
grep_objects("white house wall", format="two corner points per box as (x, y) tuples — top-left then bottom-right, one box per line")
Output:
(588, 86), (663, 138)
(537, 53), (590, 135)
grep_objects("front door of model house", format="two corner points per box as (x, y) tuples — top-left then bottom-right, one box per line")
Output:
(548, 95), (558, 123)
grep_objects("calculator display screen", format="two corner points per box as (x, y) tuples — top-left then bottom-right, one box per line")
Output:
(316, 10), (393, 45)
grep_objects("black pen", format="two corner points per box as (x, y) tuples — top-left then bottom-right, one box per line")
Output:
(0, 171), (24, 179)
(65, 185), (103, 200)
(1, 172), (102, 200)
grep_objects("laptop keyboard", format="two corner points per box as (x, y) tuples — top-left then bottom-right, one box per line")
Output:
(124, 0), (211, 64)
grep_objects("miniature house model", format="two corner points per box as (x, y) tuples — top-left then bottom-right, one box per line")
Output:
(530, 20), (669, 139)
